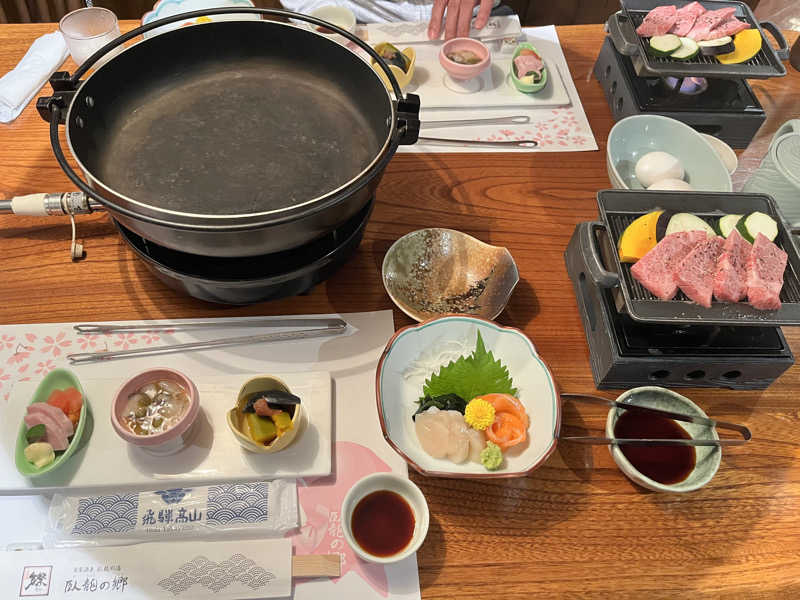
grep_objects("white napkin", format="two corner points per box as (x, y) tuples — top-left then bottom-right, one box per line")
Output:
(0, 31), (68, 123)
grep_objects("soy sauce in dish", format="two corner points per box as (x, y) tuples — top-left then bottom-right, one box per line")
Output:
(614, 410), (696, 485)
(351, 490), (414, 557)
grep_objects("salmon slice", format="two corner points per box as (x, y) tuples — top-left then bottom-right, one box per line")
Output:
(475, 393), (529, 450)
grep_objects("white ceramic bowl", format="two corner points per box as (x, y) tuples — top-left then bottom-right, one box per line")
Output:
(376, 315), (560, 478)
(700, 133), (738, 175)
(607, 115), (732, 192)
(341, 472), (429, 564)
(606, 386), (721, 493)
(309, 5), (356, 35)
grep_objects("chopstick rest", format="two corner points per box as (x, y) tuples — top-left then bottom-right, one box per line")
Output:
(559, 393), (751, 447)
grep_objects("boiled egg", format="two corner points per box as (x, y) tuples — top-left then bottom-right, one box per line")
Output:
(635, 151), (685, 188)
(647, 178), (693, 191)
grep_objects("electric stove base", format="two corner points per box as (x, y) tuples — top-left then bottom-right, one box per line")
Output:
(594, 38), (766, 149)
(565, 222), (794, 390)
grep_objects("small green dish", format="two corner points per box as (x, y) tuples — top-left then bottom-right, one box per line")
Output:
(510, 42), (548, 94)
(14, 368), (88, 478)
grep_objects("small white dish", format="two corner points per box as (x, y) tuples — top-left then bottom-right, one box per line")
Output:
(606, 386), (721, 493)
(376, 315), (560, 478)
(341, 472), (429, 564)
(309, 5), (356, 35)
(701, 133), (738, 175)
(141, 0), (258, 39)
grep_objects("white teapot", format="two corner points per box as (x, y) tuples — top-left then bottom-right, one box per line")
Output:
(743, 119), (800, 227)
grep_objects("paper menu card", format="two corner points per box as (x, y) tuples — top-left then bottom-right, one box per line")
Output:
(1, 538), (292, 599)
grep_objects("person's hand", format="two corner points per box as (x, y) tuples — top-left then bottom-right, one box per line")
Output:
(427, 0), (493, 40)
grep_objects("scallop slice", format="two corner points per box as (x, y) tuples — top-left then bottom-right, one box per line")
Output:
(415, 408), (450, 459)
(444, 412), (472, 464)
(467, 428), (486, 463)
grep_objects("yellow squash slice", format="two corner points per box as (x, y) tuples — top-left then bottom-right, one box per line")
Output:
(717, 29), (762, 65)
(618, 210), (664, 263)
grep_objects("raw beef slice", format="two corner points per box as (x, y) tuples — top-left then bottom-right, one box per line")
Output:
(747, 233), (788, 310)
(713, 229), (752, 303)
(669, 1), (706, 37)
(677, 236), (725, 308)
(687, 7), (737, 40)
(631, 230), (706, 300)
(636, 5), (678, 37)
(707, 18), (750, 40)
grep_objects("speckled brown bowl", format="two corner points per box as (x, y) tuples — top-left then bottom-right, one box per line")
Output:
(381, 228), (519, 322)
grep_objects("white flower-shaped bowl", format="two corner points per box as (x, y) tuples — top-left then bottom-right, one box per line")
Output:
(375, 315), (561, 478)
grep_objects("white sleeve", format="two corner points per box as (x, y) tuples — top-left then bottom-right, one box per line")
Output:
(279, 1), (501, 24)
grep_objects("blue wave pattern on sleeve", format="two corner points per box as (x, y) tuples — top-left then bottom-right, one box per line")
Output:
(71, 492), (140, 535)
(206, 483), (270, 525)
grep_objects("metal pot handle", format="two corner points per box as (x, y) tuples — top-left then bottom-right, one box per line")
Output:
(35, 7), (420, 229)
(606, 11), (639, 57)
(580, 221), (619, 289)
(760, 21), (789, 62)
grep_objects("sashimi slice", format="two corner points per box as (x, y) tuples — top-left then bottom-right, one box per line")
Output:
(48, 387), (83, 429)
(414, 408), (449, 459)
(28, 402), (73, 437)
(467, 428), (485, 463)
(24, 412), (70, 451)
(486, 412), (527, 451)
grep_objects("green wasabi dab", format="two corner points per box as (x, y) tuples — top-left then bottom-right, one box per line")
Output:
(480, 441), (503, 471)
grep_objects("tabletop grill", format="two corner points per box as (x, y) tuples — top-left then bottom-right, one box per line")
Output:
(594, 1), (791, 148)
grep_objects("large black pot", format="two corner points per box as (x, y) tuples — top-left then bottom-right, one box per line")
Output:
(38, 8), (419, 257)
(115, 198), (374, 305)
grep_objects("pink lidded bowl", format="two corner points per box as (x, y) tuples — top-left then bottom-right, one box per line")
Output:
(111, 368), (199, 455)
(438, 37), (490, 81)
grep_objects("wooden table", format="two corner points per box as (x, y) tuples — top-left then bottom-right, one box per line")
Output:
(2, 21), (800, 598)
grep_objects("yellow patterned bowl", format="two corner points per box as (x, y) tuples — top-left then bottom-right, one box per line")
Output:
(371, 44), (416, 91)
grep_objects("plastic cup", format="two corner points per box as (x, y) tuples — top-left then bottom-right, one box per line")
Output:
(59, 7), (122, 68)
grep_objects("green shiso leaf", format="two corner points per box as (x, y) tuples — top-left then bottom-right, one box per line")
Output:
(420, 331), (517, 403)
(26, 424), (46, 444)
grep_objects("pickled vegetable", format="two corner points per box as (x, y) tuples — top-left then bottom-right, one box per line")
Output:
(245, 413), (278, 444)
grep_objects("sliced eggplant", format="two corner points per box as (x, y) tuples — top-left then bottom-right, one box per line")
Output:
(735, 212), (778, 243)
(663, 212), (716, 238)
(649, 34), (682, 57)
(716, 214), (743, 238)
(655, 210), (675, 241)
(670, 37), (700, 61)
(698, 36), (735, 56)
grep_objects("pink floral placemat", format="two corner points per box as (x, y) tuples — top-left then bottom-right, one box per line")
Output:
(398, 26), (598, 153)
(0, 312), (421, 600)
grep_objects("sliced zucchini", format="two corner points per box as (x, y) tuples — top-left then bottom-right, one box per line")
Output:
(670, 37), (700, 61)
(735, 212), (778, 243)
(664, 212), (716, 238)
(698, 36), (735, 55)
(649, 34), (682, 57)
(717, 214), (743, 238)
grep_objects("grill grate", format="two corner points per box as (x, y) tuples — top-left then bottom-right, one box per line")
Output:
(606, 212), (800, 306)
(618, 4), (787, 79)
(597, 190), (800, 326)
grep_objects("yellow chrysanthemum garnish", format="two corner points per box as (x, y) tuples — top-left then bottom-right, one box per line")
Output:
(464, 398), (495, 431)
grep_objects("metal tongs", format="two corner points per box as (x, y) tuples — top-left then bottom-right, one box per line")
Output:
(66, 317), (347, 365)
(559, 393), (751, 447)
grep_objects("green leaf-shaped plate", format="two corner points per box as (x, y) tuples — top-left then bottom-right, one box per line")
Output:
(14, 368), (89, 478)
